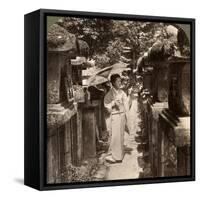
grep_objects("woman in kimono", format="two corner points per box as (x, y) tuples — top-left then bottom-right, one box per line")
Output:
(104, 74), (129, 163)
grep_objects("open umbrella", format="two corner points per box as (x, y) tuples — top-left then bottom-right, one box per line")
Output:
(88, 62), (131, 86)
(94, 62), (129, 78)
(87, 75), (108, 86)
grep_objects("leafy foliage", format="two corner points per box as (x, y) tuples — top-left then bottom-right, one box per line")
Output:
(57, 17), (113, 56)
(56, 17), (183, 68)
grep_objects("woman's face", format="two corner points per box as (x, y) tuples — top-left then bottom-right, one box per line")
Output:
(113, 77), (121, 90)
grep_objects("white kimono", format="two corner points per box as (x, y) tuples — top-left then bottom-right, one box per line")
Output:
(104, 87), (129, 161)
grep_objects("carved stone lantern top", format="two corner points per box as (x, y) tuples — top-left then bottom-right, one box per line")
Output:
(47, 23), (77, 53)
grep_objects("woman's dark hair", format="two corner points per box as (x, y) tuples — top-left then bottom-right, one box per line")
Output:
(110, 74), (121, 85)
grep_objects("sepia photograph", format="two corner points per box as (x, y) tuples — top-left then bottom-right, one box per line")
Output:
(46, 14), (193, 185)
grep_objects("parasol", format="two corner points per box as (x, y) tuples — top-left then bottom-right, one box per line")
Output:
(88, 62), (131, 86)
(94, 62), (129, 78)
(87, 75), (108, 86)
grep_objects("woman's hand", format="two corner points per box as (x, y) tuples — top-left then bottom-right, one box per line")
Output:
(115, 99), (122, 110)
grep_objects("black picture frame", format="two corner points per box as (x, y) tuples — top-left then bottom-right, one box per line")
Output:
(24, 9), (195, 191)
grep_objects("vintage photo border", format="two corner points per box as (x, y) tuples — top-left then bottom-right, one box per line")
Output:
(39, 9), (195, 190)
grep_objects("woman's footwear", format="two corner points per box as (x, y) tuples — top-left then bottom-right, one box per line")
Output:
(105, 156), (116, 163)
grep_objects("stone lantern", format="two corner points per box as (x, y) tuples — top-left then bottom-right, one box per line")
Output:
(158, 55), (190, 177)
(47, 24), (77, 105)
(47, 24), (79, 183)
(47, 23), (94, 184)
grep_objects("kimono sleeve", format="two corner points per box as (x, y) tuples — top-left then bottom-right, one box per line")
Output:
(122, 91), (129, 113)
(104, 90), (115, 113)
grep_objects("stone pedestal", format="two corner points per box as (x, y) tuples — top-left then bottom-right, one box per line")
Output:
(150, 102), (168, 177)
(158, 110), (190, 177)
(47, 103), (79, 183)
(82, 101), (98, 159)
